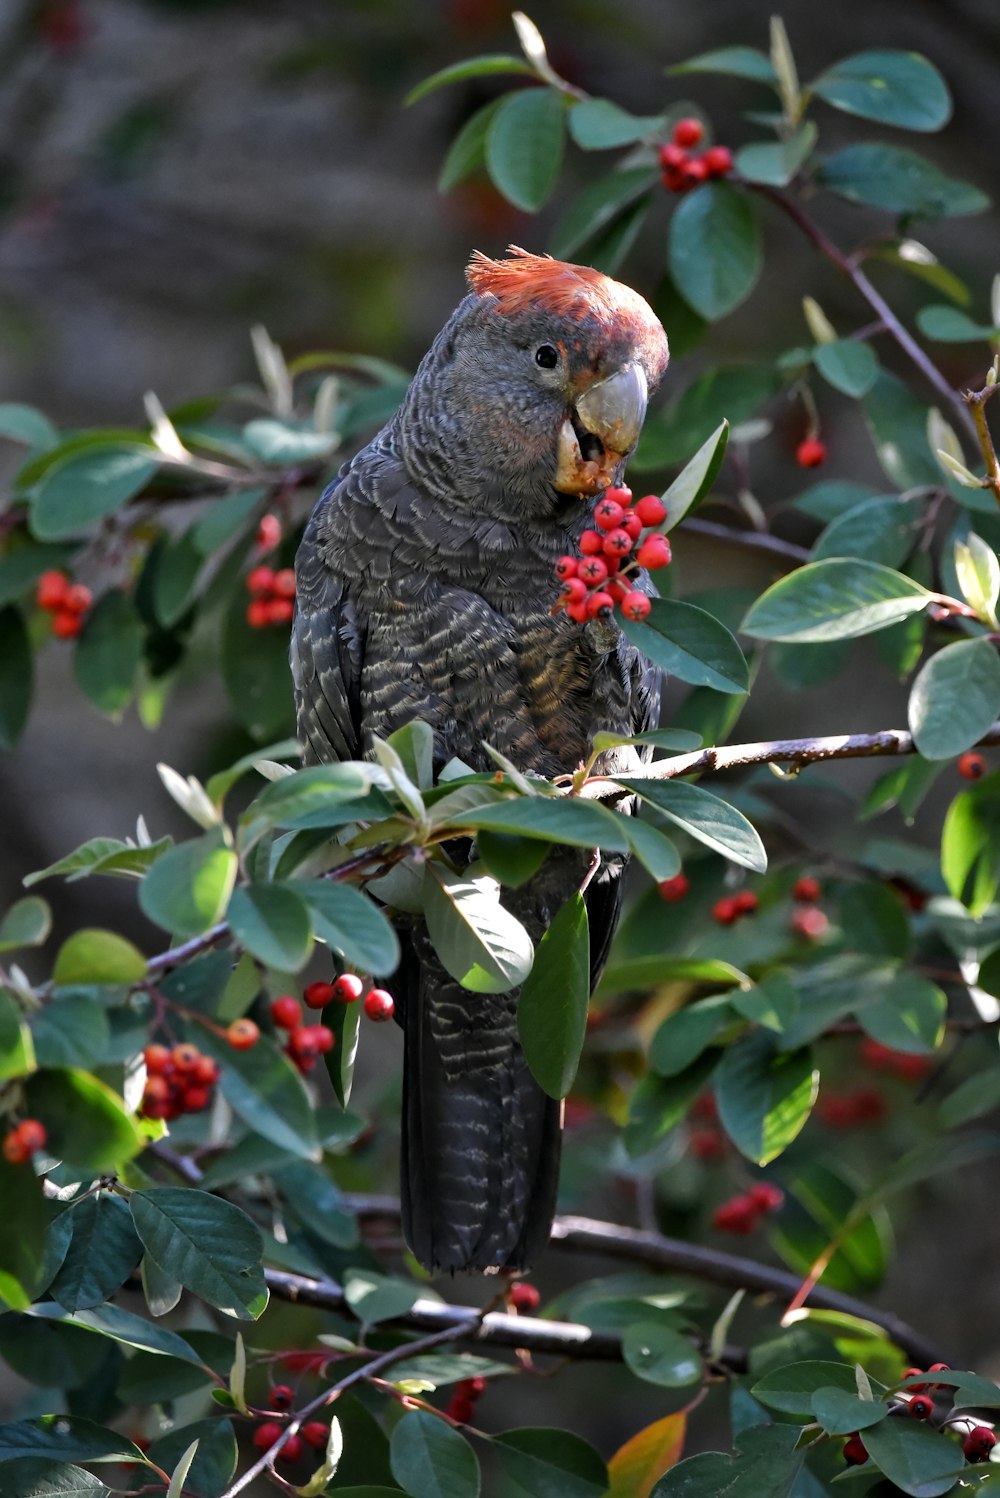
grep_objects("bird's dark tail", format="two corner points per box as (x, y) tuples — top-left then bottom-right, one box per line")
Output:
(399, 929), (561, 1273)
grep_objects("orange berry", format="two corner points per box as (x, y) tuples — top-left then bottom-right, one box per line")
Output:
(621, 591), (651, 622)
(2, 1130), (30, 1164)
(227, 1018), (259, 1050)
(171, 1043), (200, 1073)
(14, 1119), (46, 1155)
(958, 751), (986, 780)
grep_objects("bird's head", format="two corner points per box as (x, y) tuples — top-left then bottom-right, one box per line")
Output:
(401, 247), (669, 516)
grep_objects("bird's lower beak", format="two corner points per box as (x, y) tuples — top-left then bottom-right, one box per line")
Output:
(553, 364), (649, 497)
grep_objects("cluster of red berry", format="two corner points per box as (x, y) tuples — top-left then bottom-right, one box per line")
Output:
(658, 117), (733, 192)
(711, 890), (758, 925)
(554, 487), (670, 624)
(252, 1385), (330, 1465)
(141, 1042), (221, 1120)
(789, 875), (831, 940)
(958, 750), (987, 780)
(816, 1086), (886, 1130)
(2, 1117), (47, 1164)
(445, 1375), (488, 1425)
(858, 1037), (930, 1083)
(35, 570), (92, 640)
(246, 566), (296, 629)
(795, 437), (827, 469)
(687, 1092), (728, 1162)
(302, 974), (395, 1023)
(711, 1181), (783, 1236)
(269, 994), (335, 1074)
(844, 1367), (994, 1466)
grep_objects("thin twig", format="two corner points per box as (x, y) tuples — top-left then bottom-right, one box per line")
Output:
(963, 380), (1000, 508)
(680, 516), (810, 565)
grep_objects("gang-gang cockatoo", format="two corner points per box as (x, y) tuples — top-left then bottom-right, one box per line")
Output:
(293, 247), (669, 1272)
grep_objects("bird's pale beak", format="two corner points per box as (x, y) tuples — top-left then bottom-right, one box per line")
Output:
(553, 364), (649, 496)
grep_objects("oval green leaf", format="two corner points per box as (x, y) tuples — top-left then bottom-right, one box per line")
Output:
(130, 1187), (267, 1321)
(25, 1069), (144, 1174)
(716, 1032), (818, 1164)
(819, 143), (989, 219)
(485, 87), (566, 212)
(0, 1416), (144, 1466)
(492, 1427), (608, 1498)
(138, 828), (237, 936)
(447, 795), (631, 851)
(741, 558), (930, 642)
(622, 1322), (702, 1389)
(908, 636), (1000, 760)
(226, 883), (314, 971)
(296, 879), (400, 975)
(31, 446), (158, 541)
(389, 1410), (480, 1498)
(0, 896), (51, 953)
(73, 590), (145, 720)
(52, 928), (147, 986)
(810, 50), (951, 132)
(423, 867), (533, 994)
(860, 1415), (961, 1497)
(614, 777), (766, 872)
(813, 338), (879, 397)
(668, 182), (762, 320)
(620, 598), (749, 694)
(48, 1195), (142, 1312)
(518, 892), (589, 1099)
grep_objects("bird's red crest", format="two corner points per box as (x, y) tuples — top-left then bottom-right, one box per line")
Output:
(467, 245), (648, 327)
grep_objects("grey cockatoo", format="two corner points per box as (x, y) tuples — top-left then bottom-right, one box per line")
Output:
(293, 246), (669, 1272)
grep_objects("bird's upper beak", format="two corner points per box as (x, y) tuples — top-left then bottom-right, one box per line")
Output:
(553, 363), (649, 496)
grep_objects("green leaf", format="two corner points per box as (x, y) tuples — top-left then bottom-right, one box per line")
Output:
(343, 1269), (420, 1327)
(670, 46), (777, 83)
(0, 541), (74, 609)
(549, 168), (657, 260)
(0, 1417), (143, 1466)
(811, 1386), (889, 1436)
(819, 143), (989, 218)
(649, 994), (733, 1077)
(0, 1155), (50, 1308)
(668, 182), (762, 320)
(771, 1162), (890, 1293)
(226, 882), (313, 971)
(624, 1054), (720, 1158)
(916, 304), (997, 342)
(568, 98), (664, 149)
(752, 1360), (871, 1416)
(620, 598), (748, 694)
(150, 529), (202, 629)
(199, 1028), (319, 1160)
(297, 879), (400, 976)
(220, 590), (294, 740)
(30, 447), (158, 540)
(660, 420), (729, 532)
(485, 88), (566, 212)
(813, 338), (879, 397)
(939, 1068), (1000, 1128)
(145, 1419), (237, 1498)
(622, 1322), (702, 1389)
(423, 866), (533, 993)
(278, 1161), (359, 1249)
(909, 637), (1000, 760)
(24, 1069), (143, 1174)
(0, 403), (60, 450)
(240, 763), (384, 846)
(405, 53), (534, 105)
(838, 882), (911, 958)
(0, 606), (32, 749)
(138, 827), (237, 936)
(716, 1032), (818, 1164)
(52, 928), (146, 986)
(47, 1195), (142, 1312)
(0, 897), (51, 953)
(72, 589), (145, 719)
(614, 778), (767, 872)
(492, 1427), (608, 1498)
(191, 486), (267, 556)
(438, 98), (505, 192)
(621, 817), (681, 881)
(636, 367), (777, 470)
(863, 371), (942, 490)
(793, 479), (892, 522)
(518, 892), (589, 1099)
(38, 1301), (206, 1365)
(388, 719), (435, 790)
(130, 1187), (268, 1320)
(651, 1424), (802, 1498)
(861, 1416), (960, 1497)
(475, 830), (551, 887)
(242, 419), (338, 464)
(741, 558), (930, 642)
(389, 1411), (479, 1498)
(811, 50), (951, 131)
(812, 495), (922, 568)
(446, 796), (631, 851)
(871, 238), (971, 304)
(1, 1459), (111, 1496)
(942, 773), (1000, 915)
(0, 990), (35, 1082)
(24, 834), (172, 887)
(735, 123), (816, 187)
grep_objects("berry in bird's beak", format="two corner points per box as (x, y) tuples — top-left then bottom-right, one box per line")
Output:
(553, 364), (649, 496)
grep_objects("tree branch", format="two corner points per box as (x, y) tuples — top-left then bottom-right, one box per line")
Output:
(679, 516), (811, 565)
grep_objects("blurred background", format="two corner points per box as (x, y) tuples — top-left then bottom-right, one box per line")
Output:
(2, 0), (999, 1461)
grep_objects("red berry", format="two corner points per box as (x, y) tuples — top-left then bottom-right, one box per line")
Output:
(554, 556), (578, 581)
(673, 116), (704, 148)
(246, 566), (275, 596)
(796, 437), (827, 469)
(267, 597), (295, 626)
(447, 1394), (476, 1424)
(902, 1369), (926, 1390)
(658, 872), (689, 903)
(566, 600), (590, 624)
(509, 1281), (541, 1312)
(172, 1043), (200, 1073)
(257, 513), (282, 551)
(622, 511), (643, 540)
(2, 1129), (30, 1164)
(180, 1085), (211, 1113)
(586, 590), (615, 619)
(792, 876), (821, 903)
(298, 1023), (334, 1054)
(602, 527), (633, 557)
(692, 1092), (718, 1122)
(63, 582), (92, 615)
(712, 896), (738, 925)
(634, 493), (667, 527)
(253, 1422), (283, 1451)
(247, 599), (271, 629)
(227, 1018), (259, 1050)
(604, 485), (632, 507)
(843, 1435), (868, 1466)
(621, 591), (651, 622)
(272, 568), (297, 599)
(35, 569), (69, 610)
(703, 144), (734, 177)
(364, 987), (395, 1022)
(791, 907), (829, 941)
(193, 1055), (220, 1085)
(635, 535), (672, 570)
(747, 1182), (783, 1212)
(281, 1350), (328, 1374)
(579, 529), (604, 555)
(732, 890), (759, 916)
(15, 1119), (47, 1155)
(594, 498), (625, 531)
(958, 751), (986, 781)
(144, 1043), (172, 1075)
(658, 142), (687, 171)
(909, 1394), (934, 1420)
(303, 980), (336, 1010)
(963, 1426), (996, 1460)
(605, 578), (628, 605)
(468, 1376), (487, 1396)
(689, 1126), (724, 1161)
(681, 157), (709, 187)
(288, 1027), (320, 1062)
(301, 1421), (329, 1450)
(560, 576), (588, 604)
(269, 1384), (295, 1411)
(578, 556), (609, 586)
(712, 1194), (759, 1235)
(277, 1434), (302, 1463)
(51, 608), (83, 639)
(332, 973), (364, 1004)
(661, 167), (686, 193)
(270, 995), (302, 1030)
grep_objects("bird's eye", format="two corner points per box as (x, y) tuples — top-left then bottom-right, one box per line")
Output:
(534, 344), (559, 369)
